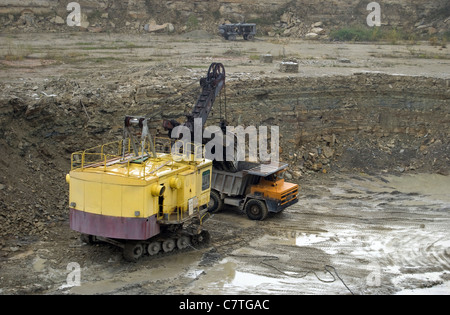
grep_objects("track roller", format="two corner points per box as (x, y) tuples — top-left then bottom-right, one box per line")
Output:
(192, 230), (211, 247)
(177, 235), (191, 250)
(162, 239), (176, 252)
(123, 241), (144, 262)
(80, 229), (211, 262)
(147, 241), (162, 256)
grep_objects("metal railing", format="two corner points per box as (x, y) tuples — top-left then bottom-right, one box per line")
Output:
(70, 140), (127, 171)
(70, 138), (206, 179)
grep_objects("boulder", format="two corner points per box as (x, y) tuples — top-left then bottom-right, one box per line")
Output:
(279, 61), (299, 73)
(280, 12), (294, 25)
(54, 16), (65, 25)
(144, 22), (174, 33)
(305, 32), (319, 39)
(144, 23), (166, 32)
(322, 146), (334, 159)
(167, 23), (175, 33)
(310, 27), (325, 35)
(260, 54), (273, 63)
(80, 21), (90, 29)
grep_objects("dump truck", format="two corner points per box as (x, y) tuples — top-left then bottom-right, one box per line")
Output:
(208, 161), (298, 220)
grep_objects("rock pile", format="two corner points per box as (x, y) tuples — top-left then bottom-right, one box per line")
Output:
(279, 61), (299, 73)
(267, 11), (328, 39)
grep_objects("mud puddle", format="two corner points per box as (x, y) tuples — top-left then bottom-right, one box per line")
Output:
(67, 250), (206, 295)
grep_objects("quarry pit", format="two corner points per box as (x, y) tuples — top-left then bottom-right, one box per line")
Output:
(0, 32), (449, 295)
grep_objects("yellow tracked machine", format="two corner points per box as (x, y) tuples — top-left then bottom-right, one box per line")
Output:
(66, 116), (212, 261)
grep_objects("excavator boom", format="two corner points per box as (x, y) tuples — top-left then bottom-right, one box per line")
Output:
(164, 63), (226, 137)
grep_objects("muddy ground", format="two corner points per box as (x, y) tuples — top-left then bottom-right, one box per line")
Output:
(1, 173), (449, 295)
(0, 32), (449, 295)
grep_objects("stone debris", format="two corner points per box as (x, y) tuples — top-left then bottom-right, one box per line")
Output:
(279, 61), (299, 73)
(144, 20), (175, 33)
(260, 54), (273, 63)
(305, 32), (319, 40)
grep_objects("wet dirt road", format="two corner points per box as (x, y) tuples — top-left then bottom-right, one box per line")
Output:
(30, 173), (446, 295)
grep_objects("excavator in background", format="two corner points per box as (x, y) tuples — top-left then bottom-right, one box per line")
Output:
(163, 63), (299, 221)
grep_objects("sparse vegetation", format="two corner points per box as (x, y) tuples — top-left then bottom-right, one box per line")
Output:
(3, 40), (34, 61)
(330, 26), (412, 43)
(186, 15), (199, 31)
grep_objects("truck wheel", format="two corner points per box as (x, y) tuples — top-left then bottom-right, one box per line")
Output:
(208, 190), (223, 213)
(245, 199), (268, 221)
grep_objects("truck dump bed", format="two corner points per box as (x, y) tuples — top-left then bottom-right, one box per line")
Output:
(211, 162), (288, 197)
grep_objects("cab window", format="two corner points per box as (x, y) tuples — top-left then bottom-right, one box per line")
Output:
(202, 170), (211, 191)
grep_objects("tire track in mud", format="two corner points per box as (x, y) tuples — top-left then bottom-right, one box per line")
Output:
(384, 234), (450, 273)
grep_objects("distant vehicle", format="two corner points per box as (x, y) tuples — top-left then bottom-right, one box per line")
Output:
(219, 23), (256, 41)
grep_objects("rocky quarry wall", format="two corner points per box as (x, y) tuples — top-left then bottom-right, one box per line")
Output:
(0, 0), (449, 38)
(140, 73), (449, 176)
(2, 72), (449, 178)
(221, 74), (449, 175)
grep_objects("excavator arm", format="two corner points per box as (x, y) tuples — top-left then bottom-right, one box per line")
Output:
(163, 62), (237, 171)
(163, 62), (226, 138)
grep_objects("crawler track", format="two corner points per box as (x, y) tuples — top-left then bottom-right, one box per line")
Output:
(81, 230), (211, 262)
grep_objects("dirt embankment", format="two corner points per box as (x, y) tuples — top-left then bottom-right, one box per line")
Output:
(224, 74), (450, 176)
